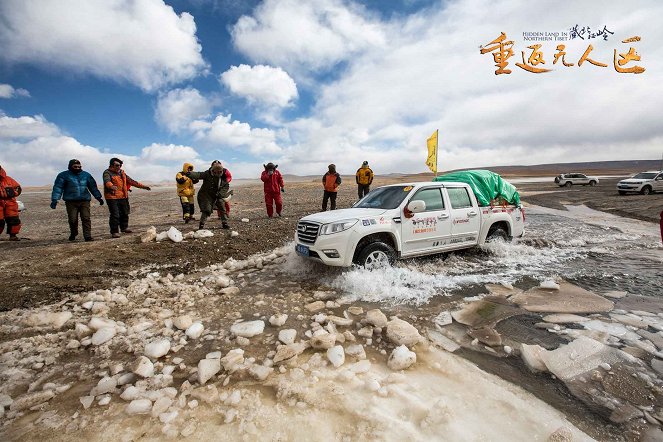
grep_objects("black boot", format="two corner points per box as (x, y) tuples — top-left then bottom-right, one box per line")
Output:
(222, 222), (229, 229)
(69, 233), (77, 241)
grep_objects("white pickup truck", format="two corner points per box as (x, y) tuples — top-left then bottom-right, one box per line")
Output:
(295, 181), (525, 268)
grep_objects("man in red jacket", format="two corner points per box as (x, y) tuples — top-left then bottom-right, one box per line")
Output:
(0, 164), (22, 241)
(261, 162), (285, 217)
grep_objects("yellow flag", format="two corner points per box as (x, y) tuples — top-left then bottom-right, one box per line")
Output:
(426, 130), (438, 174)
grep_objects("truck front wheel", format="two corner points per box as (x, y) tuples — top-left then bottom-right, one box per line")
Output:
(641, 186), (652, 195)
(355, 242), (396, 269)
(486, 227), (509, 242)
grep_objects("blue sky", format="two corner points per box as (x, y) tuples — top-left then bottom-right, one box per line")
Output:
(0, 0), (661, 185)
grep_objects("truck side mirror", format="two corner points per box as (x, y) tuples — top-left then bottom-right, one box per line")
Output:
(405, 200), (426, 218)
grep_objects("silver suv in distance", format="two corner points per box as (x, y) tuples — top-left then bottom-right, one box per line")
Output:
(617, 171), (663, 195)
(554, 173), (599, 187)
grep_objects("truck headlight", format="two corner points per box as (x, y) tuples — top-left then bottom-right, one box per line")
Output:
(319, 219), (358, 235)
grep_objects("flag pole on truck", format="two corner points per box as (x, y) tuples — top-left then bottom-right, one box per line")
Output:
(426, 129), (439, 177)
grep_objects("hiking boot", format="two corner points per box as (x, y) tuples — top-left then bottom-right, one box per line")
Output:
(198, 223), (205, 230)
(9, 235), (19, 241)
(111, 233), (121, 238)
(184, 217), (191, 224)
(69, 234), (77, 241)
(222, 222), (230, 230)
(121, 229), (133, 234)
(84, 237), (94, 242)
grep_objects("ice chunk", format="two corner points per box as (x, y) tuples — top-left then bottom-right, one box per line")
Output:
(173, 315), (193, 331)
(365, 309), (388, 328)
(425, 329), (460, 353)
(345, 344), (366, 360)
(327, 345), (345, 368)
(543, 314), (590, 324)
(140, 226), (157, 243)
(387, 345), (416, 370)
(132, 356), (154, 378)
(540, 336), (634, 381)
(451, 300), (523, 328)
(156, 231), (169, 242)
(193, 229), (214, 239)
(539, 280), (560, 290)
(145, 339), (171, 359)
(198, 358), (221, 385)
(278, 329), (297, 345)
(433, 311), (452, 327)
(126, 399), (152, 415)
(167, 226), (183, 243)
(230, 320), (265, 338)
(520, 344), (548, 373)
(221, 349), (245, 373)
(249, 365), (273, 381)
(310, 332), (336, 349)
(386, 318), (421, 346)
(511, 281), (614, 314)
(91, 327), (116, 346)
(269, 314), (288, 327)
(186, 322), (204, 339)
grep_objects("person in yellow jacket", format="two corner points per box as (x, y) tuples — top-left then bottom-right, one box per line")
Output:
(176, 162), (199, 223)
(355, 160), (374, 199)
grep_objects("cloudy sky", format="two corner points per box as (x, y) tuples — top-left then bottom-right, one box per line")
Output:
(0, 0), (661, 185)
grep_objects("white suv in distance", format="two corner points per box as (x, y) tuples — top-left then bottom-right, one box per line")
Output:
(617, 171), (663, 195)
(554, 173), (599, 187)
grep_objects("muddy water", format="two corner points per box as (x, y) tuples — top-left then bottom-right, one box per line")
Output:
(281, 205), (662, 305)
(264, 205), (662, 439)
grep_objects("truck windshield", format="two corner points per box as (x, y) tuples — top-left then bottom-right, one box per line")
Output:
(353, 186), (412, 209)
(632, 173), (657, 179)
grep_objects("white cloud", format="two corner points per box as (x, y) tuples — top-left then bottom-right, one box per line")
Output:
(220, 64), (298, 107)
(268, 0), (663, 176)
(0, 0), (207, 91)
(0, 84), (30, 99)
(140, 143), (201, 163)
(231, 0), (385, 74)
(155, 88), (213, 133)
(0, 114), (206, 185)
(0, 114), (60, 138)
(190, 113), (283, 155)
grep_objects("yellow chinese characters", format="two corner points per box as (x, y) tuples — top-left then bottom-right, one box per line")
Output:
(480, 32), (515, 75)
(480, 33), (645, 75)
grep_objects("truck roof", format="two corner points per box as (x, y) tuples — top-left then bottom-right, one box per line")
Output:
(381, 181), (470, 188)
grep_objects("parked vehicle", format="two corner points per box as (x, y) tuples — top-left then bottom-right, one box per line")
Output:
(617, 171), (663, 195)
(295, 181), (525, 268)
(554, 173), (599, 187)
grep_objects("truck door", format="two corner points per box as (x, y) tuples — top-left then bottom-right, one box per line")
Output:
(446, 187), (481, 246)
(400, 187), (452, 256)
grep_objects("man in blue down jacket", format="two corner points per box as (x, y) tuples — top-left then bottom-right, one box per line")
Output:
(51, 159), (104, 241)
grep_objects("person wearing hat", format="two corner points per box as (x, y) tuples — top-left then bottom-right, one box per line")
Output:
(261, 162), (285, 217)
(102, 157), (151, 238)
(355, 160), (374, 199)
(322, 164), (342, 211)
(186, 160), (231, 230)
(0, 163), (22, 241)
(51, 159), (104, 241)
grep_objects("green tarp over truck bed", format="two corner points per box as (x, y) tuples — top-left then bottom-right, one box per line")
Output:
(433, 170), (521, 207)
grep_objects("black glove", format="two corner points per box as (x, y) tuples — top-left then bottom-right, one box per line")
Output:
(97, 198), (104, 206)
(5, 187), (16, 198)
(50, 200), (57, 209)
(280, 187), (285, 193)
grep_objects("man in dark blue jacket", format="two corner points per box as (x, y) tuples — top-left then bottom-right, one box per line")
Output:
(51, 159), (104, 241)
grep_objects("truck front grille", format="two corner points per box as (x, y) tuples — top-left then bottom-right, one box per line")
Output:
(297, 221), (321, 244)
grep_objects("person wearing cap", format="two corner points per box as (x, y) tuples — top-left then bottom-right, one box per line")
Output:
(102, 157), (151, 238)
(51, 159), (104, 241)
(186, 160), (231, 230)
(176, 162), (199, 223)
(261, 162), (285, 217)
(0, 163), (22, 241)
(355, 160), (374, 199)
(322, 164), (342, 211)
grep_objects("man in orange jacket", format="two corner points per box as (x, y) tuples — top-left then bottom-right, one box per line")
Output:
(0, 164), (22, 241)
(102, 158), (151, 238)
(322, 164), (342, 211)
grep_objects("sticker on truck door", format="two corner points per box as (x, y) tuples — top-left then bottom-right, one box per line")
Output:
(412, 216), (437, 234)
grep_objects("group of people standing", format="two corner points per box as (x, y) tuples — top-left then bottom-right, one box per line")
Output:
(0, 158), (375, 242)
